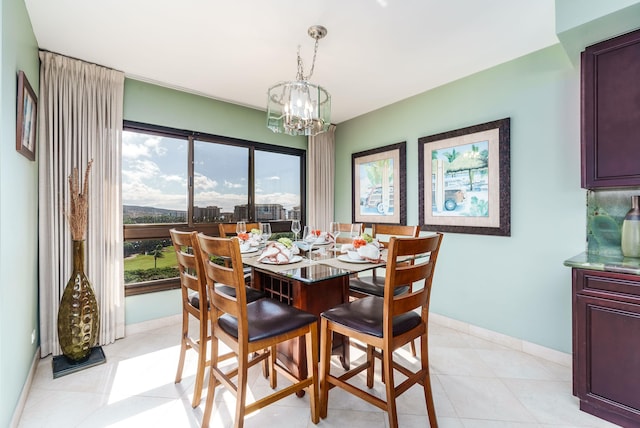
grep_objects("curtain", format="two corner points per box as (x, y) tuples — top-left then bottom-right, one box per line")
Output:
(38, 51), (125, 357)
(307, 124), (336, 231)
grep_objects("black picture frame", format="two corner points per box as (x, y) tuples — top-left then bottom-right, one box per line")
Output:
(16, 70), (38, 161)
(418, 118), (510, 236)
(352, 142), (407, 225)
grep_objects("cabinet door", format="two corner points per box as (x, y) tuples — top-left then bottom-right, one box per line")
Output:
(581, 28), (640, 188)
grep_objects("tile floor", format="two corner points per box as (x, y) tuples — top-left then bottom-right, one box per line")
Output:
(17, 319), (618, 428)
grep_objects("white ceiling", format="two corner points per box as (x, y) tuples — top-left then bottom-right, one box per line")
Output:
(24, 0), (559, 124)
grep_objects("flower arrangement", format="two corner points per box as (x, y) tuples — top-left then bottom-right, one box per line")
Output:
(67, 160), (93, 241)
(237, 232), (250, 241)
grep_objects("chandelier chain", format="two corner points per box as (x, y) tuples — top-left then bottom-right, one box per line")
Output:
(296, 36), (320, 81)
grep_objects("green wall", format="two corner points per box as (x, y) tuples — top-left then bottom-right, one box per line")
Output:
(1, 0), (39, 425)
(335, 45), (582, 352)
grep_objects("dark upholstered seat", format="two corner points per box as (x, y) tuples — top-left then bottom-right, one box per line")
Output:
(321, 296), (420, 338)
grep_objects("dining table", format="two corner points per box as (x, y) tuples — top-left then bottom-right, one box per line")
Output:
(240, 242), (390, 384)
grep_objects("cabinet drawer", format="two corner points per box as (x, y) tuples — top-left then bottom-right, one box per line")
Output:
(574, 269), (640, 303)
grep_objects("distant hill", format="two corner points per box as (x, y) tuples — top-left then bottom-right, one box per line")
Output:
(123, 205), (187, 218)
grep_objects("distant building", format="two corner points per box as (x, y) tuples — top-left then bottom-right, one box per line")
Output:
(193, 205), (221, 222)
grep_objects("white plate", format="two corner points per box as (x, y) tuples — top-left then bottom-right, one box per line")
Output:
(240, 247), (259, 254)
(260, 255), (303, 265)
(337, 254), (370, 264)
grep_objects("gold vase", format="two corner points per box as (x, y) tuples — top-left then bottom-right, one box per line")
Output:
(57, 240), (99, 362)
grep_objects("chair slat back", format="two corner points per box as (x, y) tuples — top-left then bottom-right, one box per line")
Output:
(383, 234), (443, 323)
(170, 229), (206, 297)
(336, 223), (364, 244)
(372, 224), (420, 244)
(218, 222), (261, 237)
(196, 234), (248, 328)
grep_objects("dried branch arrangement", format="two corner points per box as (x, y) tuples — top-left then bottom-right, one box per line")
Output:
(67, 160), (93, 240)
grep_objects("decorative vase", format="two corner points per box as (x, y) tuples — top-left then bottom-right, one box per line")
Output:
(621, 196), (640, 258)
(57, 240), (99, 362)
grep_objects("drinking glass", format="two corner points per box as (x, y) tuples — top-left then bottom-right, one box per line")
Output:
(329, 222), (341, 250)
(303, 225), (316, 262)
(236, 221), (246, 235)
(260, 222), (272, 243)
(351, 223), (362, 240)
(291, 219), (301, 240)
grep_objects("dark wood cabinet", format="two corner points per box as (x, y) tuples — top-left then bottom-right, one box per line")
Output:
(572, 268), (640, 426)
(581, 28), (640, 188)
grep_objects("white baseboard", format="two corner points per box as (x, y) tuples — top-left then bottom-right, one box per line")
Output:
(429, 313), (571, 367)
(10, 346), (40, 428)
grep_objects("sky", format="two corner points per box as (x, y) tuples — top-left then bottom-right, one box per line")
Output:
(122, 131), (301, 212)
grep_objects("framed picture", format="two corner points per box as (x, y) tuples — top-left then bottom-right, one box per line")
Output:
(16, 70), (38, 161)
(418, 118), (510, 236)
(352, 142), (406, 225)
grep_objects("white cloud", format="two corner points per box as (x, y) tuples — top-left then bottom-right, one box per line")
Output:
(265, 176), (280, 181)
(224, 180), (243, 189)
(194, 173), (218, 190)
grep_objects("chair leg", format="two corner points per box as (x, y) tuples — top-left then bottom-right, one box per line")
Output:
(306, 324), (320, 424)
(234, 351), (249, 428)
(366, 345), (375, 388)
(201, 337), (219, 428)
(382, 347), (399, 428)
(410, 338), (417, 357)
(174, 315), (188, 384)
(191, 338), (207, 407)
(421, 334), (438, 427)
(319, 318), (333, 419)
(268, 345), (277, 389)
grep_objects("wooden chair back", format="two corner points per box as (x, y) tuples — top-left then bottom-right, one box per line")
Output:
(218, 222), (260, 237)
(197, 234), (248, 329)
(372, 224), (420, 245)
(383, 234), (443, 326)
(335, 222), (365, 244)
(169, 228), (209, 407)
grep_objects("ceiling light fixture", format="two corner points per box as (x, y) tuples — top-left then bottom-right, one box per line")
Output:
(267, 25), (331, 137)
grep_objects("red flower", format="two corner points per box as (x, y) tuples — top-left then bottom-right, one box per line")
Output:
(237, 232), (249, 241)
(312, 229), (321, 237)
(353, 238), (367, 249)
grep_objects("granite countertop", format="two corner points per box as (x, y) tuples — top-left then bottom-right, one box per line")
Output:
(564, 252), (640, 275)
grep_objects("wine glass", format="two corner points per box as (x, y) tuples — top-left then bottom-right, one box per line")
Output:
(303, 225), (316, 262)
(260, 222), (272, 243)
(236, 221), (246, 235)
(291, 219), (301, 240)
(329, 222), (341, 250)
(351, 223), (362, 240)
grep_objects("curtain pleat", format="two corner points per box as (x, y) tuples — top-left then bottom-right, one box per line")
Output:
(308, 124), (336, 231)
(38, 51), (125, 357)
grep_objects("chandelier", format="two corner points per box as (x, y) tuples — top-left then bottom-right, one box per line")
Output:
(267, 25), (331, 137)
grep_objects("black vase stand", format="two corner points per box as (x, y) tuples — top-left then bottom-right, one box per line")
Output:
(52, 346), (106, 378)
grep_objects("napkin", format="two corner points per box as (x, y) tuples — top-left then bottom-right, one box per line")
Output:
(341, 241), (382, 262)
(257, 242), (300, 264)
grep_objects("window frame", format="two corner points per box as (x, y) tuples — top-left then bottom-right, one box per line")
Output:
(123, 120), (306, 296)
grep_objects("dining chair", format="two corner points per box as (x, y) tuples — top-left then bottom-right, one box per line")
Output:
(197, 233), (320, 428)
(319, 233), (443, 428)
(169, 229), (212, 409)
(335, 222), (364, 245)
(218, 222), (261, 238)
(170, 229), (264, 408)
(218, 222), (260, 285)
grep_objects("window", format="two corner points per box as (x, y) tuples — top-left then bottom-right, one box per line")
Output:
(123, 121), (306, 295)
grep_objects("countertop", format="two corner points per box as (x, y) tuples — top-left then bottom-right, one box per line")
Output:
(564, 252), (640, 275)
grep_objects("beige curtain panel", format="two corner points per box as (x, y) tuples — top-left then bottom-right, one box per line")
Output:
(308, 124), (336, 232)
(38, 51), (125, 357)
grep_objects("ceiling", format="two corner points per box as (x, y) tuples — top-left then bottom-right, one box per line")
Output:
(24, 0), (559, 124)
